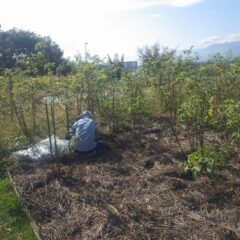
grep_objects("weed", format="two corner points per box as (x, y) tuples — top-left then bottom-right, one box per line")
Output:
(0, 178), (37, 239)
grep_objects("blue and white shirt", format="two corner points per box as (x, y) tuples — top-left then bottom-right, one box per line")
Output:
(69, 112), (97, 152)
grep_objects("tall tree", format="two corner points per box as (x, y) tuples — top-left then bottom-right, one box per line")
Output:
(0, 28), (40, 73)
(0, 28), (66, 76)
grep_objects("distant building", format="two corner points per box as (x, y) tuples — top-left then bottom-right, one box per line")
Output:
(123, 61), (138, 71)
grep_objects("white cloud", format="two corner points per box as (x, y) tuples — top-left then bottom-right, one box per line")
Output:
(151, 13), (164, 18)
(99, 0), (203, 12)
(54, 0), (203, 15)
(116, 0), (203, 10)
(197, 33), (240, 48)
(156, 0), (203, 7)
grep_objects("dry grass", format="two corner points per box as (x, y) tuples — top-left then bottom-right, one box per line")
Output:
(9, 116), (240, 240)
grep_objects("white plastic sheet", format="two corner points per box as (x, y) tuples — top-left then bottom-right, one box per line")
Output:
(14, 136), (70, 165)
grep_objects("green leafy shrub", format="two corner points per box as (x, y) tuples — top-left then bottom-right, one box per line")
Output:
(179, 145), (232, 179)
(218, 100), (240, 138)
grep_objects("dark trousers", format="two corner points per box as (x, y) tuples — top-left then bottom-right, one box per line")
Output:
(74, 141), (109, 156)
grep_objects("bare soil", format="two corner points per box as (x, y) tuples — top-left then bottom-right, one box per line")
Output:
(9, 116), (240, 240)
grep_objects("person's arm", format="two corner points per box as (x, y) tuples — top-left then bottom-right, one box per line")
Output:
(70, 132), (81, 148)
(65, 122), (77, 140)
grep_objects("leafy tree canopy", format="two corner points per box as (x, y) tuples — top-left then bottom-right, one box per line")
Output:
(0, 28), (73, 76)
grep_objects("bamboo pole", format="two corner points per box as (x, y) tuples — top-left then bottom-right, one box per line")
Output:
(44, 100), (54, 172)
(50, 101), (59, 174)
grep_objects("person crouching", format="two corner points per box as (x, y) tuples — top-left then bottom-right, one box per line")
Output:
(65, 111), (108, 155)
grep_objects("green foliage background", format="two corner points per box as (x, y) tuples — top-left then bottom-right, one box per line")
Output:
(1, 32), (240, 178)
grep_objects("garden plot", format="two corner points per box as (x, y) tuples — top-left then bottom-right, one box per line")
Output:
(9, 116), (240, 240)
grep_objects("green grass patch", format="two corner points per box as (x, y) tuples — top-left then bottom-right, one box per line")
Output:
(0, 177), (37, 240)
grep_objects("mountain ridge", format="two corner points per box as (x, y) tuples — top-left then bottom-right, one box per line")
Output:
(193, 41), (240, 60)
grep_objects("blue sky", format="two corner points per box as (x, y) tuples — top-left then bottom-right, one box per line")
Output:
(1, 0), (240, 60)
